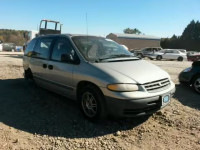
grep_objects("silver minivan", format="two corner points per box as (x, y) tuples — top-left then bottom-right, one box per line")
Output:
(23, 34), (175, 121)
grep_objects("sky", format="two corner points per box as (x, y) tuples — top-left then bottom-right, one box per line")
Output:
(0, 0), (199, 38)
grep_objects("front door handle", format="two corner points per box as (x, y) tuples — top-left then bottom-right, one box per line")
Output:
(48, 65), (53, 70)
(43, 64), (47, 68)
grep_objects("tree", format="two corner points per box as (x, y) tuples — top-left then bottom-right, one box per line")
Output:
(123, 28), (142, 34)
(181, 20), (200, 40)
(0, 29), (28, 45)
(161, 20), (200, 51)
(171, 34), (178, 39)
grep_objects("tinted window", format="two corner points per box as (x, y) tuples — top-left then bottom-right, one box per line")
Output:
(165, 50), (173, 53)
(34, 38), (53, 59)
(24, 39), (37, 56)
(51, 38), (75, 61)
(146, 48), (152, 51)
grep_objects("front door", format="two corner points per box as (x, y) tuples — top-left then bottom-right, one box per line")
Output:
(46, 37), (77, 98)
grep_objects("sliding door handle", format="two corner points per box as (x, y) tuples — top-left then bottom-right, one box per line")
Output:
(43, 64), (47, 68)
(48, 65), (53, 70)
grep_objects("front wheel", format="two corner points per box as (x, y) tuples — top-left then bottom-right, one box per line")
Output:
(156, 55), (162, 60)
(177, 57), (183, 61)
(137, 53), (143, 58)
(192, 75), (200, 94)
(80, 85), (106, 121)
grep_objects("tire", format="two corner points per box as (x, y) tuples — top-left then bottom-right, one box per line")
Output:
(156, 55), (162, 60)
(137, 53), (143, 58)
(192, 75), (200, 94)
(79, 85), (106, 121)
(177, 57), (183, 61)
(24, 69), (33, 80)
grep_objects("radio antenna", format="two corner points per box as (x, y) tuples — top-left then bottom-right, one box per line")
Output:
(86, 13), (88, 36)
(86, 13), (89, 51)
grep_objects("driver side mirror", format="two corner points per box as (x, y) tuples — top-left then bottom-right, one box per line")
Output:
(61, 53), (80, 64)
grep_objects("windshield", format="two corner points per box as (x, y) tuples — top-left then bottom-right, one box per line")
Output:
(72, 36), (135, 62)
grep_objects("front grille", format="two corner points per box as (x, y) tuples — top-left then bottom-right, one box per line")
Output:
(143, 78), (170, 93)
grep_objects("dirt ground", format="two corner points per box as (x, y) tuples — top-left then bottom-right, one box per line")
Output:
(0, 52), (199, 150)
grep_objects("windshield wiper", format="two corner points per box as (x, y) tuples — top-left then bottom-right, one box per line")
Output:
(99, 54), (134, 60)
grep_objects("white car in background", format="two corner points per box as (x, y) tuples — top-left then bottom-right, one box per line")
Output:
(178, 49), (187, 54)
(0, 44), (2, 51)
(148, 49), (187, 61)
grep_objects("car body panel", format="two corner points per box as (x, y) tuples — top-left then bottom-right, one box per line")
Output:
(92, 60), (170, 84)
(179, 61), (200, 84)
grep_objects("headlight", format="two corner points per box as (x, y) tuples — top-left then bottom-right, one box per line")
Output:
(107, 84), (139, 92)
(183, 67), (192, 72)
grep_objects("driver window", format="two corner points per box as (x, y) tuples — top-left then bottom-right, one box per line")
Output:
(51, 38), (74, 61)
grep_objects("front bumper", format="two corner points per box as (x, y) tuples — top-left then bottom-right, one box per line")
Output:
(104, 87), (175, 118)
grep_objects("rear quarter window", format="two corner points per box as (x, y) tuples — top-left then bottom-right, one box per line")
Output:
(24, 39), (37, 56)
(33, 38), (54, 59)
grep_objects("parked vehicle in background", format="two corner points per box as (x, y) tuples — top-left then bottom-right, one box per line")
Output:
(23, 34), (175, 121)
(121, 45), (128, 50)
(2, 43), (16, 52)
(148, 49), (187, 61)
(179, 61), (200, 94)
(0, 41), (2, 51)
(134, 47), (162, 58)
(187, 51), (200, 61)
(130, 48), (141, 56)
(16, 46), (23, 52)
(187, 51), (200, 56)
(178, 49), (187, 54)
(187, 53), (200, 61)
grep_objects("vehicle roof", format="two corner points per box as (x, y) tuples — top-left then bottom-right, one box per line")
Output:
(34, 34), (104, 39)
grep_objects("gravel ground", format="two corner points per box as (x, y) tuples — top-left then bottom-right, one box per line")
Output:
(0, 52), (199, 150)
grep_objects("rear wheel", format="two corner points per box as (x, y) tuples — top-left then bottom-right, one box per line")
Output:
(24, 69), (33, 79)
(156, 55), (162, 60)
(192, 75), (200, 94)
(137, 53), (143, 58)
(80, 85), (106, 121)
(177, 57), (183, 61)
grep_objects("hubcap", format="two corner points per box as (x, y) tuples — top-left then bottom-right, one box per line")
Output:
(194, 77), (200, 93)
(81, 92), (97, 117)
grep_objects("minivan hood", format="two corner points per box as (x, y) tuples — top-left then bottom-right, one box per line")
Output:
(94, 60), (170, 84)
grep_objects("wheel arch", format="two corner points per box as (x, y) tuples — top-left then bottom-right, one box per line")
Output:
(76, 81), (105, 101)
(24, 67), (33, 79)
(190, 73), (200, 84)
